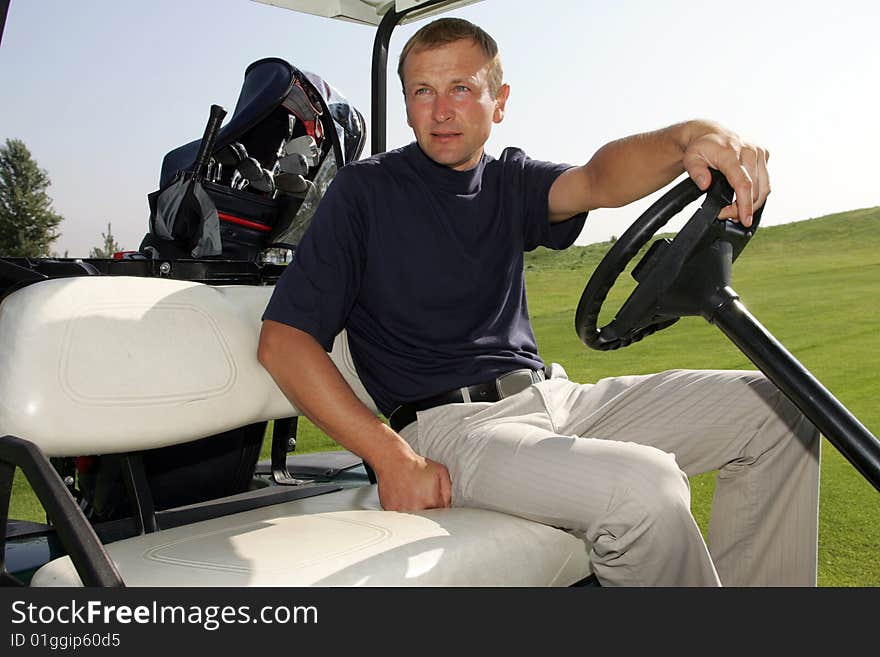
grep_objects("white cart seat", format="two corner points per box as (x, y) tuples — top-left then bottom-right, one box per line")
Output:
(2, 277), (592, 587)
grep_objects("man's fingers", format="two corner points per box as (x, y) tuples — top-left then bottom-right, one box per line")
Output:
(715, 162), (767, 225)
(718, 203), (738, 220)
(376, 456), (452, 511)
(427, 458), (452, 508)
(682, 153), (712, 191)
(728, 163), (754, 227)
(685, 155), (754, 225)
(740, 147), (761, 203)
(755, 146), (771, 210)
(438, 466), (452, 508)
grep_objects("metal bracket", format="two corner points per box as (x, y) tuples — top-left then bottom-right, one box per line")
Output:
(270, 417), (314, 486)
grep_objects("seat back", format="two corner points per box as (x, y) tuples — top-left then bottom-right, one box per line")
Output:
(0, 276), (375, 457)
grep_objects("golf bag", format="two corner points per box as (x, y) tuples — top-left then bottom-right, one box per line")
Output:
(142, 58), (366, 261)
(66, 60), (366, 523)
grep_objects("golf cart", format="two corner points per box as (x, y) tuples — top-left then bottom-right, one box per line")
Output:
(0, 0), (597, 587)
(1, 0), (878, 588)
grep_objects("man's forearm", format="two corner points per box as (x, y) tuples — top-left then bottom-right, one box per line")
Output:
(257, 320), (412, 474)
(258, 320), (452, 510)
(548, 119), (727, 222)
(584, 120), (716, 209)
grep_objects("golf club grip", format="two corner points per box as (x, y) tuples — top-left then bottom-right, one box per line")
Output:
(192, 104), (227, 177)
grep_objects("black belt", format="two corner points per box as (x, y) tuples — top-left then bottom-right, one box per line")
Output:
(388, 368), (545, 433)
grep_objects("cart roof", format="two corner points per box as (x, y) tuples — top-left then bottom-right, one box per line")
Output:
(253, 0), (484, 26)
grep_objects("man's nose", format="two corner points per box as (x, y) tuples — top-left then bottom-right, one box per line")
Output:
(432, 95), (453, 123)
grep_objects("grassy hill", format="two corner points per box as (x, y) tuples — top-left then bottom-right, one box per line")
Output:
(10, 206), (880, 586)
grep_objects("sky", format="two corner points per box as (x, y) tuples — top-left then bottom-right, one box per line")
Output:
(1, 0), (878, 257)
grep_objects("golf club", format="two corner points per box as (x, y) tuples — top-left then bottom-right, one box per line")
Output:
(234, 156), (275, 195)
(282, 135), (320, 166)
(274, 152), (309, 177)
(275, 173), (315, 198)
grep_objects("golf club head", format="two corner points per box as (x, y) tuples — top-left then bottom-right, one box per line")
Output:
(236, 157), (262, 181)
(275, 115), (299, 160)
(282, 135), (319, 166)
(260, 169), (276, 195)
(274, 172), (309, 196)
(230, 142), (249, 162)
(274, 152), (309, 177)
(207, 158), (223, 183)
(235, 157), (274, 194)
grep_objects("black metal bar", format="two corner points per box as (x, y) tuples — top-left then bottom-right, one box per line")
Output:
(0, 257), (286, 299)
(0, 0), (10, 49)
(370, 7), (401, 155)
(155, 483), (340, 529)
(0, 458), (24, 584)
(708, 291), (880, 492)
(119, 454), (158, 534)
(0, 435), (124, 586)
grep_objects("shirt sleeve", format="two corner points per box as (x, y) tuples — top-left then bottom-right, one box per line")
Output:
(510, 149), (587, 251)
(262, 166), (366, 351)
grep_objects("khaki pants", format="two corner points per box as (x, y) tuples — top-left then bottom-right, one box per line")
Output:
(398, 369), (820, 587)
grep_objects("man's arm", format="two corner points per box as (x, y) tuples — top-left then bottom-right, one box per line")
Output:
(548, 119), (770, 226)
(257, 320), (451, 511)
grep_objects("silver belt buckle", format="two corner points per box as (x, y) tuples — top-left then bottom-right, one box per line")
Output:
(495, 369), (542, 399)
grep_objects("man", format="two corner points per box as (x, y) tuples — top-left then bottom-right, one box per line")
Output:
(259, 18), (820, 586)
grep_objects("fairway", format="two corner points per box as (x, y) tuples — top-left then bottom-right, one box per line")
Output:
(9, 207), (879, 586)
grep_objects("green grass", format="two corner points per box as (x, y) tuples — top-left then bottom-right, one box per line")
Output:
(8, 206), (880, 585)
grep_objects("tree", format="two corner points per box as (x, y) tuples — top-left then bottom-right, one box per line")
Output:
(0, 138), (64, 257)
(90, 222), (123, 258)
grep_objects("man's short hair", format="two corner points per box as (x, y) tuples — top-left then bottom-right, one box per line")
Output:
(397, 18), (504, 98)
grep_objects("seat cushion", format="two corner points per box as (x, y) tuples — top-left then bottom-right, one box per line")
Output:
(30, 486), (592, 587)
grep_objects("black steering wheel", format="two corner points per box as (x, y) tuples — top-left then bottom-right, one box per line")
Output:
(576, 170), (763, 351)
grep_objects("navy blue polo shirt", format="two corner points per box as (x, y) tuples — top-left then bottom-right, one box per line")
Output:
(263, 142), (587, 416)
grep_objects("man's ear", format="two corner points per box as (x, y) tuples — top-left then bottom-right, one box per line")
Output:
(493, 83), (511, 123)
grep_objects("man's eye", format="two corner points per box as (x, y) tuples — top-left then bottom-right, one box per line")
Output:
(414, 88), (431, 96)
(453, 85), (470, 93)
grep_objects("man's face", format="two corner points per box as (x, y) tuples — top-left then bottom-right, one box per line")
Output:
(402, 39), (509, 171)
